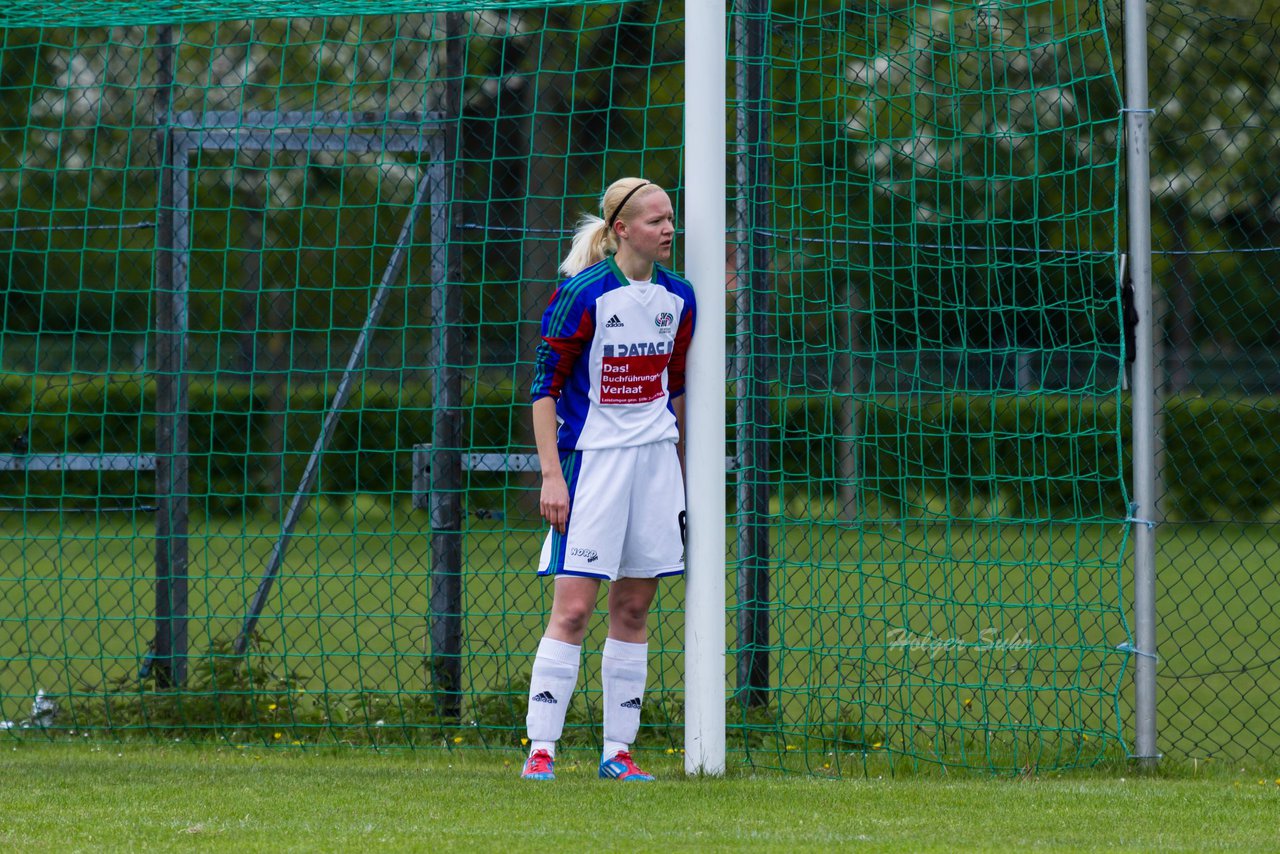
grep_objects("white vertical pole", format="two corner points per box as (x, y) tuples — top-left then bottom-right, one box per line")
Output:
(1123, 0), (1159, 769)
(684, 0), (727, 776)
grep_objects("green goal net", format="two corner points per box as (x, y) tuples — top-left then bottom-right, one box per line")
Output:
(0, 0), (1128, 774)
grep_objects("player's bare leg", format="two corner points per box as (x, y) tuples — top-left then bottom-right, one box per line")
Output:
(547, 576), (601, 643)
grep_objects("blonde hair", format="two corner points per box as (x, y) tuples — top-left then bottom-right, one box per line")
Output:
(559, 177), (661, 277)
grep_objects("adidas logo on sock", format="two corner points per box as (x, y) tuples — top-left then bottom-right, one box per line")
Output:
(604, 314), (625, 328)
(620, 697), (642, 709)
(532, 691), (558, 705)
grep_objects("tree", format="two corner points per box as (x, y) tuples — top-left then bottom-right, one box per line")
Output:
(1145, 0), (1280, 380)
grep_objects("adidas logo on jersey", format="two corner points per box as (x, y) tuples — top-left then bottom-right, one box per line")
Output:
(620, 697), (642, 709)
(605, 314), (625, 328)
(532, 691), (558, 705)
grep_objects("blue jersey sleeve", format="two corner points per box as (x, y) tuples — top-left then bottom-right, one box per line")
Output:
(531, 281), (597, 402)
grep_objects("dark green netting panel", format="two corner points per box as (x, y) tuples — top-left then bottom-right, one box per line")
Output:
(727, 1), (1127, 774)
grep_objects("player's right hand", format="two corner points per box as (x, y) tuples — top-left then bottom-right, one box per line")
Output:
(540, 475), (570, 534)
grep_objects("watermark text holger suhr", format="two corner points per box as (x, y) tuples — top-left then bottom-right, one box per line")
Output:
(887, 628), (1034, 659)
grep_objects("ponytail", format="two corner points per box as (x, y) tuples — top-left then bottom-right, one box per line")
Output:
(559, 214), (614, 277)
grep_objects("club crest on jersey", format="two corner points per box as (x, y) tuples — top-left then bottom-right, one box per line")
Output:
(654, 311), (674, 329)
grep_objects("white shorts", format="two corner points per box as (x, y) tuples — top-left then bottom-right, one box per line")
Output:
(537, 441), (686, 581)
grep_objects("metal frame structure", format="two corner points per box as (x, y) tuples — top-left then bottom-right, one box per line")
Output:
(0, 454), (156, 472)
(147, 106), (448, 675)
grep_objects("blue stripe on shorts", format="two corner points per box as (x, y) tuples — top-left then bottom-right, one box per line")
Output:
(542, 449), (581, 576)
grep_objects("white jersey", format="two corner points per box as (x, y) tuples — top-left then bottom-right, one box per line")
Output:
(531, 257), (696, 450)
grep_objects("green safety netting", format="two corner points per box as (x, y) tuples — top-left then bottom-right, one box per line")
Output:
(1, 1), (1131, 774)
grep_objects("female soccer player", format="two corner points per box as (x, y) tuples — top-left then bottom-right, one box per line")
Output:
(521, 177), (696, 782)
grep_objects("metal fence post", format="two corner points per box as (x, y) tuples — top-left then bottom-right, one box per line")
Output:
(427, 11), (466, 719)
(152, 24), (189, 687)
(1124, 0), (1160, 770)
(733, 0), (772, 710)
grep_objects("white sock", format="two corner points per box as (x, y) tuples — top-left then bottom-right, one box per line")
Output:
(601, 637), (648, 759)
(526, 637), (581, 749)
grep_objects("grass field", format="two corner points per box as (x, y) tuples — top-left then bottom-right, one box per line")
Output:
(2, 743), (1279, 851)
(1, 509), (1278, 770)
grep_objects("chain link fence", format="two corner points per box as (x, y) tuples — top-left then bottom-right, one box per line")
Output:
(1140, 0), (1280, 765)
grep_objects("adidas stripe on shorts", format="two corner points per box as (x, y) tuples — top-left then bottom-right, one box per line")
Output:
(537, 440), (685, 581)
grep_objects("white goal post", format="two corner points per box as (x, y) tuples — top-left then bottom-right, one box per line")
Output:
(683, 0), (728, 777)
